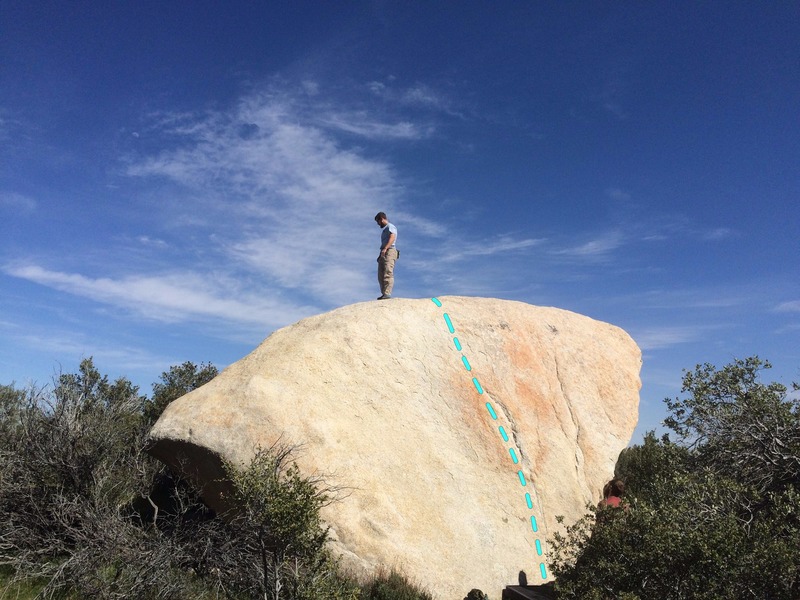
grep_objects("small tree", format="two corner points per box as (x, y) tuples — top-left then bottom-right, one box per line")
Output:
(221, 442), (356, 600)
(549, 357), (800, 599)
(665, 357), (800, 495)
(144, 361), (218, 426)
(0, 383), (28, 450)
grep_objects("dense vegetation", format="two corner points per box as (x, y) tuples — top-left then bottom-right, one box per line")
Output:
(550, 357), (800, 599)
(0, 359), (433, 600)
(3, 355), (796, 599)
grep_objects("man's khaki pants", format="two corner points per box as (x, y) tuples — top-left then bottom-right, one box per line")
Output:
(378, 248), (398, 296)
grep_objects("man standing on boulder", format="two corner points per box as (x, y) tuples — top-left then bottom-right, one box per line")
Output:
(374, 212), (398, 300)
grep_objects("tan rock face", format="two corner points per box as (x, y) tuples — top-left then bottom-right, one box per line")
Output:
(148, 297), (641, 598)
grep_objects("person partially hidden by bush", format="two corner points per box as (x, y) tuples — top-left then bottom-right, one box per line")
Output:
(598, 478), (626, 510)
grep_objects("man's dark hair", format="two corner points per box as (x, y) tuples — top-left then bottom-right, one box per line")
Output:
(604, 479), (625, 497)
(374, 212), (387, 222)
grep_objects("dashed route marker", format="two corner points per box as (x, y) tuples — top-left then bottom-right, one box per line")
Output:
(431, 297), (548, 581)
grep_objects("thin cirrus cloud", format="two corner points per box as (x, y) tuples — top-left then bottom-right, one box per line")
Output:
(401, 85), (447, 108)
(701, 227), (734, 241)
(7, 81), (627, 322)
(4, 82), (469, 325)
(439, 235), (545, 262)
(121, 83), (498, 306)
(123, 87), (417, 306)
(11, 330), (174, 376)
(0, 191), (37, 211)
(630, 325), (708, 351)
(129, 91), (403, 211)
(4, 264), (315, 329)
(315, 112), (432, 140)
(775, 300), (800, 313)
(552, 231), (624, 259)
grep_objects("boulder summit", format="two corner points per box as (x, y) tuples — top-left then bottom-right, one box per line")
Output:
(148, 297), (641, 597)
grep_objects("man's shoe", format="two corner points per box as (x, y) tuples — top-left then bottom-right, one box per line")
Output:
(377, 294), (391, 300)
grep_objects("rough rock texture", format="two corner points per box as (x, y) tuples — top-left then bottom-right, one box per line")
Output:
(148, 297), (641, 598)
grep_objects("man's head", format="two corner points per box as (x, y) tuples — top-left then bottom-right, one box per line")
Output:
(604, 479), (625, 498)
(374, 212), (388, 226)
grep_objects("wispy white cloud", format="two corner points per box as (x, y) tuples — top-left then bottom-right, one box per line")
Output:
(605, 188), (631, 202)
(121, 85), (416, 306)
(392, 211), (448, 238)
(316, 112), (433, 140)
(400, 84), (461, 116)
(552, 231), (623, 259)
(367, 81), (388, 95)
(702, 227), (735, 241)
(136, 235), (168, 248)
(0, 109), (26, 144)
(629, 288), (749, 310)
(5, 82), (464, 323)
(301, 80), (320, 96)
(5, 264), (316, 329)
(402, 85), (444, 107)
(775, 300), (800, 313)
(9, 79), (714, 335)
(446, 235), (544, 260)
(367, 80), (463, 117)
(0, 191), (37, 211)
(774, 322), (800, 335)
(0, 316), (178, 385)
(10, 331), (175, 378)
(406, 234), (545, 269)
(630, 325), (708, 351)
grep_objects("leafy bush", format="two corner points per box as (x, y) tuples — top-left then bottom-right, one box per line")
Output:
(550, 357), (800, 600)
(0, 359), (232, 597)
(359, 568), (433, 600)
(144, 361), (218, 426)
(0, 358), (373, 600)
(196, 442), (359, 600)
(0, 359), (210, 598)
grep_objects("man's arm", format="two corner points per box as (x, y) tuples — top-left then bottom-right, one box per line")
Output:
(381, 232), (396, 255)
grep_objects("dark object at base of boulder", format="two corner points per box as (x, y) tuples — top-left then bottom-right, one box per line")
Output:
(502, 582), (556, 600)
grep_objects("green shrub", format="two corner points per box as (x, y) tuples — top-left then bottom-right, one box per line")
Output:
(0, 359), (219, 598)
(550, 358), (800, 599)
(359, 568), (434, 600)
(144, 361), (218, 426)
(214, 442), (359, 600)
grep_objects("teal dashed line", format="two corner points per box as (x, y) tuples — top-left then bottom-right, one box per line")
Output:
(485, 402), (497, 419)
(518, 470), (527, 486)
(432, 298), (547, 581)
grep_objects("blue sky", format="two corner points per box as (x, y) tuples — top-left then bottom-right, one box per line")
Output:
(1, 2), (798, 444)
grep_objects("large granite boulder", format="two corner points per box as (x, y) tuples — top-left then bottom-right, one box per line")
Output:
(148, 297), (641, 597)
